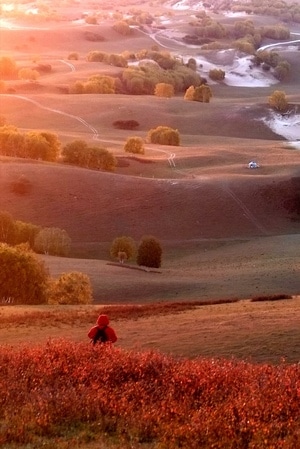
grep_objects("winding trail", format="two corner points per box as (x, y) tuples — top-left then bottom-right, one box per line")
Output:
(1, 94), (99, 136)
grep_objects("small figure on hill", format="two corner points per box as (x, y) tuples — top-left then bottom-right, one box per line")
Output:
(88, 314), (117, 345)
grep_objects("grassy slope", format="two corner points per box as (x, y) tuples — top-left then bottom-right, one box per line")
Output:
(1, 296), (299, 364)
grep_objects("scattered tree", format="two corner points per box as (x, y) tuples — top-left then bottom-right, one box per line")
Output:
(113, 20), (133, 36)
(124, 136), (145, 155)
(147, 126), (180, 146)
(268, 90), (288, 113)
(48, 272), (93, 305)
(110, 236), (137, 262)
(137, 236), (162, 268)
(274, 61), (291, 81)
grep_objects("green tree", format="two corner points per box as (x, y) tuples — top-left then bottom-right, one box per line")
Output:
(268, 90), (288, 112)
(147, 126), (180, 146)
(124, 136), (145, 155)
(34, 227), (71, 256)
(0, 243), (48, 304)
(137, 236), (162, 268)
(62, 140), (88, 166)
(0, 211), (17, 245)
(15, 220), (41, 248)
(48, 272), (93, 305)
(85, 147), (116, 171)
(24, 131), (60, 161)
(62, 141), (116, 171)
(84, 75), (116, 94)
(274, 61), (291, 81)
(110, 236), (137, 262)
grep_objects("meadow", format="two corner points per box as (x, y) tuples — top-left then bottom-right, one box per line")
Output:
(0, 0), (300, 447)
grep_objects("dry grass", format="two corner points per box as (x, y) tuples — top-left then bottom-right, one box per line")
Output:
(0, 296), (299, 364)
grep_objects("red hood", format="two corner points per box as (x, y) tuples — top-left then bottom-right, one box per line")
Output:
(97, 314), (109, 327)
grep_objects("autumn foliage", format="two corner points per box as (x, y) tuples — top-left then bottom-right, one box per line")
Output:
(0, 340), (299, 448)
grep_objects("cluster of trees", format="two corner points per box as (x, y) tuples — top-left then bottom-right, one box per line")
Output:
(0, 126), (60, 161)
(254, 50), (291, 81)
(0, 210), (71, 257)
(0, 56), (50, 82)
(214, 0), (300, 23)
(86, 51), (127, 67)
(70, 75), (117, 94)
(0, 123), (116, 172)
(123, 125), (182, 155)
(71, 64), (205, 96)
(62, 140), (116, 171)
(0, 210), (93, 304)
(0, 243), (92, 305)
(184, 84), (213, 103)
(110, 235), (162, 268)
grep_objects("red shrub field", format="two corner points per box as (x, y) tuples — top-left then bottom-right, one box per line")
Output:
(0, 340), (299, 448)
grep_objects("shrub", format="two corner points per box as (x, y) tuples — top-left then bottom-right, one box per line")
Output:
(154, 82), (174, 98)
(0, 342), (299, 447)
(147, 126), (180, 146)
(48, 272), (93, 305)
(124, 136), (145, 155)
(113, 20), (133, 36)
(0, 243), (48, 304)
(110, 236), (137, 262)
(113, 120), (140, 130)
(67, 52), (79, 60)
(34, 227), (71, 256)
(209, 68), (225, 81)
(137, 235), (162, 268)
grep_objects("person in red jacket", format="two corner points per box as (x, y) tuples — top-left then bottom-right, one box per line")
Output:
(88, 314), (117, 345)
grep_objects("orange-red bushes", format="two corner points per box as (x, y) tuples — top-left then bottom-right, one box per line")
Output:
(0, 340), (299, 448)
